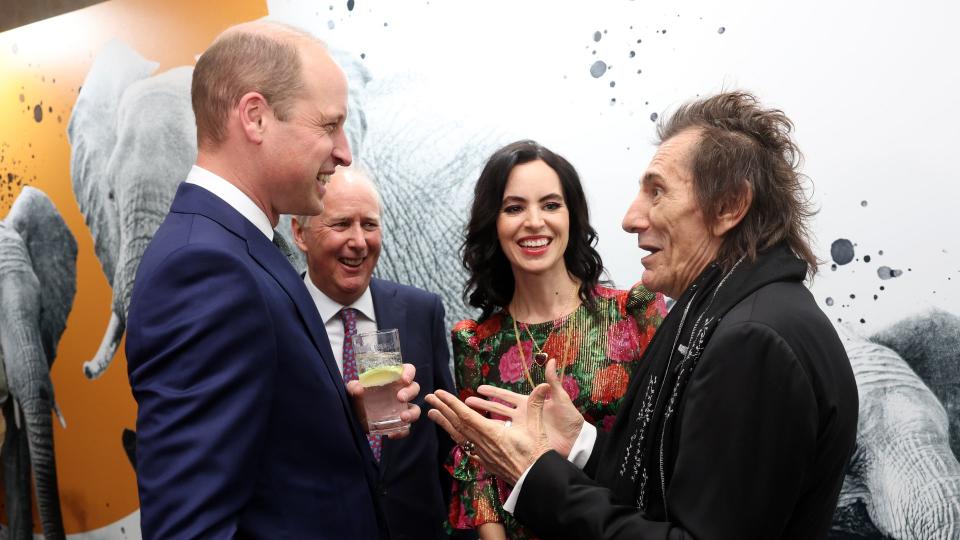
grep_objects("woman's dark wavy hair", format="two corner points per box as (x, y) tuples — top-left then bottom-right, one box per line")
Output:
(658, 91), (819, 277)
(461, 140), (604, 319)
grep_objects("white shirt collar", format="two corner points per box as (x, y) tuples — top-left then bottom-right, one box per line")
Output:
(303, 273), (377, 324)
(185, 165), (274, 240)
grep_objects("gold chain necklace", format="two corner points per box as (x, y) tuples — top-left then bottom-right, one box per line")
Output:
(511, 314), (572, 390)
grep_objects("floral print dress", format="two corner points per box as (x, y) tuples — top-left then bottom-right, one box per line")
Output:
(446, 284), (666, 539)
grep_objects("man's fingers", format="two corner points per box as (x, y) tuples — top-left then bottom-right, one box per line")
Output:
(426, 407), (466, 444)
(401, 363), (417, 384)
(464, 396), (515, 418)
(399, 403), (421, 424)
(345, 380), (368, 429)
(476, 384), (527, 406)
(527, 382), (550, 430)
(544, 358), (562, 389)
(397, 380), (420, 403)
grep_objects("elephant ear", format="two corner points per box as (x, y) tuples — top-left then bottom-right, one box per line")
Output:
(68, 39), (158, 284)
(329, 47), (372, 159)
(6, 187), (78, 366)
(872, 309), (960, 459)
(275, 214), (307, 275)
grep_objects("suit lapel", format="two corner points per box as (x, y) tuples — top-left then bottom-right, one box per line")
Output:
(171, 184), (352, 413)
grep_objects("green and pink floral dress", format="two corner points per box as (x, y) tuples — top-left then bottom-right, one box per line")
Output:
(445, 283), (666, 539)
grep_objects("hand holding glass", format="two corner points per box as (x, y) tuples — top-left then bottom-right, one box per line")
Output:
(352, 328), (408, 435)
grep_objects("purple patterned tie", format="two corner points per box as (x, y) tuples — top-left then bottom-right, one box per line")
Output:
(339, 307), (383, 461)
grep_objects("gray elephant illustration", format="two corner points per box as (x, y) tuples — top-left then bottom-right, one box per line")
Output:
(68, 37), (960, 538)
(0, 186), (76, 540)
(68, 38), (496, 381)
(830, 312), (960, 539)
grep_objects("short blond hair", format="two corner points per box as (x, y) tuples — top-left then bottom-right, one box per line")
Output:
(191, 23), (320, 149)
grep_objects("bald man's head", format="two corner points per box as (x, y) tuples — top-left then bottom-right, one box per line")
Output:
(292, 167), (383, 305)
(295, 167), (381, 226)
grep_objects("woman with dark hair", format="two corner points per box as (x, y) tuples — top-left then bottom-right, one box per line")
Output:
(446, 140), (665, 539)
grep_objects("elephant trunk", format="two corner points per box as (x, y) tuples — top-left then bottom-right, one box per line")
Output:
(20, 395), (66, 539)
(0, 251), (66, 539)
(847, 334), (960, 539)
(82, 311), (124, 380)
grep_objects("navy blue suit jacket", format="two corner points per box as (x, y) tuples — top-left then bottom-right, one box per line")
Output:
(367, 278), (456, 540)
(126, 183), (388, 539)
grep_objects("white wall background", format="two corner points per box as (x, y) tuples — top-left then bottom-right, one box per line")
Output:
(267, 0), (959, 331)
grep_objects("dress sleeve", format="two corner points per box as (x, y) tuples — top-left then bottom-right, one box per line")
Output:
(445, 320), (509, 530)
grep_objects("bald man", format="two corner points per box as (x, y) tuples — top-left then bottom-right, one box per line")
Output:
(292, 168), (458, 539)
(126, 22), (419, 539)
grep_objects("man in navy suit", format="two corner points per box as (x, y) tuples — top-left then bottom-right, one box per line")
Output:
(126, 21), (420, 539)
(291, 167), (459, 540)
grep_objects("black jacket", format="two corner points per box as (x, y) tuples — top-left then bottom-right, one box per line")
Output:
(515, 247), (859, 539)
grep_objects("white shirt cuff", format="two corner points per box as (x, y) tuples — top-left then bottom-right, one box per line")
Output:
(502, 423), (597, 515)
(568, 422), (597, 469)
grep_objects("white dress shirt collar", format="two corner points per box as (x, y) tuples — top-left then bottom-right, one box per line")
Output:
(185, 165), (274, 240)
(303, 274), (377, 325)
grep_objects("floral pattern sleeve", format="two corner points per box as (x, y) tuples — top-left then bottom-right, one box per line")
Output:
(445, 317), (508, 531)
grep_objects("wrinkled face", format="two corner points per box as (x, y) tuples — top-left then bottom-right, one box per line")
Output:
(293, 175), (381, 306)
(622, 129), (722, 299)
(265, 43), (352, 218)
(496, 160), (570, 278)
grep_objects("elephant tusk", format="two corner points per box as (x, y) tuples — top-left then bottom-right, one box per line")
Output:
(83, 311), (125, 380)
(53, 402), (67, 429)
(13, 395), (21, 429)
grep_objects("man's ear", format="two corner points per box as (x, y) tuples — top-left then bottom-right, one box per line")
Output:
(712, 181), (752, 237)
(290, 217), (309, 252)
(237, 91), (269, 144)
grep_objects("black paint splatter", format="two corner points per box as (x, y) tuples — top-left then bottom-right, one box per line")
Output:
(650, 112), (658, 122)
(718, 27), (726, 34)
(629, 50), (636, 58)
(830, 238), (855, 265)
(609, 81), (616, 88)
(864, 255), (871, 263)
(877, 266), (903, 280)
(347, 0), (355, 10)
(593, 31), (602, 42)
(825, 297), (834, 306)
(861, 200), (868, 207)
(590, 61), (607, 78)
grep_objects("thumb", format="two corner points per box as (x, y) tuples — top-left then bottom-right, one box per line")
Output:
(544, 358), (564, 392)
(527, 382), (551, 432)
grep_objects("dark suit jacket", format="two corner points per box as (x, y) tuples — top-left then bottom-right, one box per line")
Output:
(516, 253), (858, 539)
(126, 183), (388, 539)
(368, 278), (456, 540)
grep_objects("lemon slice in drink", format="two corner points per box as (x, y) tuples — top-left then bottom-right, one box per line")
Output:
(359, 365), (403, 387)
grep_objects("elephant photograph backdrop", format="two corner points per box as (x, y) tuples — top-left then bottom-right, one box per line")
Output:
(1, 0), (958, 538)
